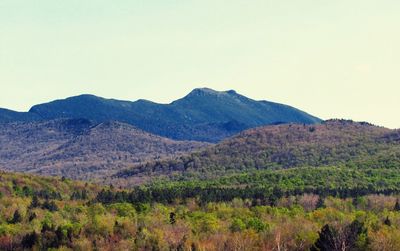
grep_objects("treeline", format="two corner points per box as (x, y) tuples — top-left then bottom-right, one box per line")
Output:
(95, 184), (400, 206)
(12, 181), (62, 200)
(99, 167), (400, 205)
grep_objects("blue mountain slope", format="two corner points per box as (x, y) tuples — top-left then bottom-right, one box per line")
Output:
(2, 88), (321, 142)
(0, 108), (40, 123)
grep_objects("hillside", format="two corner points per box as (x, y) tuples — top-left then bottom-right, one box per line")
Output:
(0, 88), (321, 142)
(114, 120), (400, 183)
(0, 119), (208, 180)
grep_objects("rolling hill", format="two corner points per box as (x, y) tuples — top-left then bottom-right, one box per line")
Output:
(114, 119), (400, 184)
(0, 119), (208, 181)
(0, 88), (321, 142)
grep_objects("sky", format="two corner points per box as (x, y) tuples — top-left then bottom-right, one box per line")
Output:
(0, 0), (399, 128)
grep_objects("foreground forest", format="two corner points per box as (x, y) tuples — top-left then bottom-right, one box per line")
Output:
(2, 170), (400, 251)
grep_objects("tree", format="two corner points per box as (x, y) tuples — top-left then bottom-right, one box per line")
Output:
(230, 218), (246, 232)
(28, 212), (37, 222)
(311, 220), (367, 251)
(384, 216), (392, 226)
(394, 199), (400, 211)
(11, 210), (22, 224)
(247, 217), (267, 232)
(311, 224), (336, 251)
(170, 212), (176, 225)
(315, 196), (325, 209)
(21, 232), (38, 249)
(55, 226), (73, 246)
(42, 200), (58, 212)
(30, 195), (40, 208)
(346, 219), (368, 250)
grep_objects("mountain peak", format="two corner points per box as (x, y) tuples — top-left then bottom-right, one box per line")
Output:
(184, 88), (243, 100)
(226, 89), (237, 95)
(187, 88), (240, 97)
(186, 88), (221, 97)
(61, 94), (104, 102)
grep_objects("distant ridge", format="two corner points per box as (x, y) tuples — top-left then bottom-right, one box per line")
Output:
(0, 108), (40, 123)
(0, 119), (208, 180)
(0, 88), (321, 142)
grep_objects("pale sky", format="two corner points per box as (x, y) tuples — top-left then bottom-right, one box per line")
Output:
(0, 1), (399, 128)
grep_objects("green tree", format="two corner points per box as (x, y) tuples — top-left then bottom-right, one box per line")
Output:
(230, 218), (246, 232)
(247, 217), (267, 232)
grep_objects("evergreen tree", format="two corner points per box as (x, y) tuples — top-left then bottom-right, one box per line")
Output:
(346, 219), (367, 250)
(81, 190), (88, 200)
(21, 231), (38, 249)
(384, 216), (392, 226)
(11, 209), (22, 224)
(352, 196), (360, 208)
(30, 194), (40, 208)
(311, 220), (366, 251)
(316, 196), (325, 209)
(169, 212), (176, 225)
(311, 224), (336, 251)
(42, 200), (58, 212)
(394, 199), (400, 211)
(28, 212), (37, 222)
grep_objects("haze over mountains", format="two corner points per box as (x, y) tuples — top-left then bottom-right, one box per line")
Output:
(0, 88), (321, 142)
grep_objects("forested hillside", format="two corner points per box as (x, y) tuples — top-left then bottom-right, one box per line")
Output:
(0, 119), (208, 180)
(115, 119), (400, 183)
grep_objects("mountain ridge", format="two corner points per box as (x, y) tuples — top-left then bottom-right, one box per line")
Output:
(0, 88), (321, 142)
(0, 118), (209, 181)
(112, 119), (400, 186)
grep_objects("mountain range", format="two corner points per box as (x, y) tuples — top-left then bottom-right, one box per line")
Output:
(3, 88), (400, 189)
(0, 88), (321, 142)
